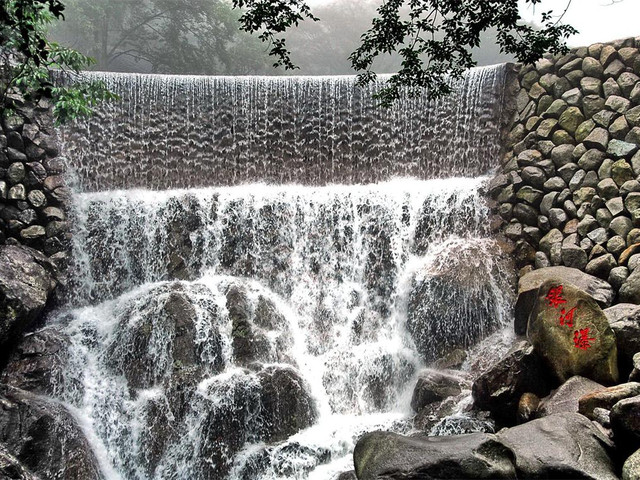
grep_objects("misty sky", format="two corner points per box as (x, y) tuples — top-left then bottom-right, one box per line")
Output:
(518, 0), (640, 47)
(307, 0), (640, 48)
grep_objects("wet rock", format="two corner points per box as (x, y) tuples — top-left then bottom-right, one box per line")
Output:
(257, 365), (318, 443)
(407, 242), (514, 362)
(411, 369), (469, 412)
(538, 376), (604, 417)
(528, 280), (619, 385)
(1, 327), (70, 395)
(611, 395), (640, 452)
(472, 340), (551, 426)
(497, 413), (617, 480)
(353, 431), (516, 480)
(0, 385), (103, 480)
(579, 382), (640, 420)
(0, 245), (56, 350)
(105, 282), (223, 391)
(514, 266), (613, 335)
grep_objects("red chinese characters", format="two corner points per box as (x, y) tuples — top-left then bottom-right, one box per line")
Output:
(545, 284), (596, 351)
(559, 307), (576, 328)
(546, 285), (567, 309)
(573, 328), (596, 351)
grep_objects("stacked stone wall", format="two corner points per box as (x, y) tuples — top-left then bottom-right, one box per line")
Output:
(0, 96), (69, 274)
(491, 36), (640, 302)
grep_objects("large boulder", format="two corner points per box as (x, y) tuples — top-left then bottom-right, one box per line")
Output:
(611, 395), (640, 452)
(514, 267), (613, 335)
(472, 340), (552, 426)
(406, 239), (515, 362)
(605, 306), (640, 378)
(497, 413), (617, 480)
(537, 376), (604, 417)
(353, 431), (516, 480)
(527, 280), (619, 385)
(0, 245), (57, 351)
(0, 385), (102, 480)
(579, 382), (640, 420)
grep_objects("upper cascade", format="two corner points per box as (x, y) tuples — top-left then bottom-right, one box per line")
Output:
(58, 65), (512, 191)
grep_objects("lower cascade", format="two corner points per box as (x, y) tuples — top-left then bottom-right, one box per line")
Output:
(40, 177), (514, 479)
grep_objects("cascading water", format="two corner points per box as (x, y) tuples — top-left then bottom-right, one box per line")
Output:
(58, 67), (509, 190)
(46, 67), (517, 479)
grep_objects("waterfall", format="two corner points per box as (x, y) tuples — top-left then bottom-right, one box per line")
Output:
(58, 66), (509, 191)
(46, 67), (517, 479)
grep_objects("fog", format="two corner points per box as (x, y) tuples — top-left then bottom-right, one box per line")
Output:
(48, 0), (639, 76)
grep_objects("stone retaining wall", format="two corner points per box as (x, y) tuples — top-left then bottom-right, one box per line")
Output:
(491, 36), (640, 303)
(0, 96), (69, 273)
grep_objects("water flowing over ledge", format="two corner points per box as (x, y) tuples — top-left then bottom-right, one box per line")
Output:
(58, 66), (511, 191)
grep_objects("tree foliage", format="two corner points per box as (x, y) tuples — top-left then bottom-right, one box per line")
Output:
(1, 0), (116, 123)
(234, 0), (578, 106)
(49, 0), (276, 74)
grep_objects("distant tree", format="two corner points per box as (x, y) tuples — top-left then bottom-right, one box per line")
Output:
(233, 0), (577, 105)
(49, 0), (275, 74)
(1, 0), (116, 123)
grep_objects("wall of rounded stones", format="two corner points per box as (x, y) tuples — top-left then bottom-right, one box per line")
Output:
(0, 95), (69, 272)
(491, 36), (640, 302)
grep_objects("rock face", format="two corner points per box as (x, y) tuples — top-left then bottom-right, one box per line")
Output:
(353, 431), (516, 480)
(0, 385), (103, 480)
(514, 267), (613, 335)
(0, 245), (56, 350)
(527, 280), (619, 385)
(0, 95), (69, 272)
(491, 37), (640, 301)
(497, 413), (617, 480)
(0, 444), (39, 480)
(472, 340), (551, 426)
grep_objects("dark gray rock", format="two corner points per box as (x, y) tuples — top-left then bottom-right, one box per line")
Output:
(585, 253), (617, 279)
(607, 306), (640, 377)
(0, 444), (38, 480)
(353, 431), (516, 480)
(631, 353), (640, 382)
(497, 413), (617, 480)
